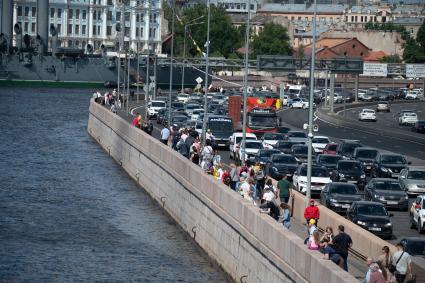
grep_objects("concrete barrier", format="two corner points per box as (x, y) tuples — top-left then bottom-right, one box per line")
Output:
(87, 100), (359, 283)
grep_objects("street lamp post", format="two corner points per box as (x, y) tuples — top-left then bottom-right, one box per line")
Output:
(306, 0), (318, 206)
(181, 16), (204, 94)
(240, 0), (251, 165)
(201, 0), (211, 146)
(168, 0), (175, 126)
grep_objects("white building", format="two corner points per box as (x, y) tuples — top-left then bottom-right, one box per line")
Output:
(13, 0), (162, 53)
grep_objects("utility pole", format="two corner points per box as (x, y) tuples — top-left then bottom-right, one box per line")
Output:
(144, 0), (151, 121)
(201, 0), (211, 146)
(167, 0), (175, 126)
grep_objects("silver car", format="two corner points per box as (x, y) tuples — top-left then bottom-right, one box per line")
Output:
(399, 166), (425, 195)
(376, 102), (390, 112)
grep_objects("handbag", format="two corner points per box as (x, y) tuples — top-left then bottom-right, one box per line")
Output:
(389, 251), (404, 274)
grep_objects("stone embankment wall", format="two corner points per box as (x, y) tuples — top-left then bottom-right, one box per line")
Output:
(87, 100), (358, 283)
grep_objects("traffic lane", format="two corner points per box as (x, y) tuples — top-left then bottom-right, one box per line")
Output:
(280, 108), (425, 165)
(338, 103), (425, 137)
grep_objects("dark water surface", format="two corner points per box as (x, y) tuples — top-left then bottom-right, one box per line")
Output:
(0, 88), (228, 282)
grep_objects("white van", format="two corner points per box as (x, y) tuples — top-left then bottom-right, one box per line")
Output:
(229, 132), (257, 159)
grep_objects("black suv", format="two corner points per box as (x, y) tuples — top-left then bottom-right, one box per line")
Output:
(266, 154), (299, 180)
(372, 153), (409, 179)
(331, 160), (366, 189)
(353, 147), (379, 176)
(291, 144), (312, 163)
(336, 139), (363, 159)
(320, 182), (362, 213)
(255, 149), (281, 165)
(316, 154), (342, 170)
(274, 141), (302, 154)
(364, 178), (409, 211)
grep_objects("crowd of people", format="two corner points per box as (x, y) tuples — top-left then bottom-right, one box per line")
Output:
(93, 89), (123, 114)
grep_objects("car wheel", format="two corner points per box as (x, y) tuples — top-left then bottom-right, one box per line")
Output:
(410, 214), (416, 229)
(418, 218), (423, 234)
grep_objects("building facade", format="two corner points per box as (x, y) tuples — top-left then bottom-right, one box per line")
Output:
(12, 0), (162, 53)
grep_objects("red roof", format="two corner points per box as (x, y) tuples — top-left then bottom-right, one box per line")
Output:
(363, 51), (387, 62)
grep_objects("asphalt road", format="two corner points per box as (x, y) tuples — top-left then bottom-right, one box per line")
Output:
(279, 107), (425, 244)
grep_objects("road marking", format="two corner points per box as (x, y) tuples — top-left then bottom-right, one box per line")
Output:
(130, 105), (147, 116)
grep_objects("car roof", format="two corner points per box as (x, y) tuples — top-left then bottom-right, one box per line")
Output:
(370, 178), (398, 182)
(362, 108), (375, 111)
(340, 139), (360, 143)
(313, 136), (329, 139)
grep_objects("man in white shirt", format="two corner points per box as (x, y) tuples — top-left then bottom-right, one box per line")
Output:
(160, 124), (170, 145)
(392, 242), (412, 283)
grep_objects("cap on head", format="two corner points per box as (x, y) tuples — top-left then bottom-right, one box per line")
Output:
(310, 199), (315, 204)
(309, 219), (316, 225)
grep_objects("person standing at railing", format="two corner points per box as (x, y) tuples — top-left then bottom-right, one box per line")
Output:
(332, 225), (352, 272)
(304, 199), (320, 225)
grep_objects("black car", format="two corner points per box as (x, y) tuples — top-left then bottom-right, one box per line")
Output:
(171, 102), (185, 112)
(336, 139), (363, 159)
(171, 115), (188, 131)
(364, 178), (409, 211)
(276, 126), (291, 134)
(353, 147), (379, 176)
(399, 237), (425, 258)
(266, 154), (299, 180)
(346, 201), (393, 239)
(320, 182), (362, 213)
(412, 121), (425, 133)
(156, 108), (168, 125)
(291, 144), (313, 163)
(331, 160), (366, 189)
(316, 154), (342, 170)
(255, 149), (281, 165)
(274, 141), (303, 154)
(372, 153), (409, 179)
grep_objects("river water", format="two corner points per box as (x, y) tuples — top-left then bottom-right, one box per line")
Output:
(0, 88), (228, 282)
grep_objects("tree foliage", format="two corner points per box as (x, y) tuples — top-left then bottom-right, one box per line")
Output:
(379, 54), (402, 63)
(251, 23), (292, 58)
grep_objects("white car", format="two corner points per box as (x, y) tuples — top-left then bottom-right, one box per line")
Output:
(312, 136), (330, 153)
(399, 112), (418, 125)
(177, 93), (189, 103)
(237, 140), (263, 162)
(410, 195), (425, 233)
(405, 90), (424, 100)
(190, 109), (204, 121)
(261, 133), (286, 149)
(290, 98), (309, 109)
(358, 109), (377, 122)
(229, 132), (257, 159)
(293, 165), (332, 194)
(147, 100), (166, 118)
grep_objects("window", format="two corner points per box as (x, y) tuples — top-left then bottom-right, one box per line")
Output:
(352, 44), (356, 48)
(107, 26), (112, 36)
(374, 16), (377, 22)
(116, 11), (121, 20)
(25, 6), (29, 16)
(93, 11), (97, 20)
(50, 8), (55, 18)
(355, 16), (358, 22)
(291, 16), (294, 20)
(351, 16), (354, 22)
(76, 9), (80, 19)
(57, 8), (61, 18)
(250, 4), (254, 10)
(136, 27), (139, 36)
(82, 25), (86, 35)
(68, 40), (72, 47)
(75, 25), (79, 35)
(98, 12), (101, 20)
(154, 13), (157, 23)
(125, 12), (130, 21)
(82, 10), (86, 20)
(32, 7), (36, 17)
(107, 11), (112, 21)
(136, 14), (139, 22)
(75, 40), (80, 47)
(24, 22), (28, 32)
(298, 16), (301, 20)
(360, 52), (364, 56)
(107, 0), (113, 5)
(97, 26), (100, 35)
(125, 26), (130, 36)
(360, 16), (363, 22)
(68, 24), (72, 34)
(57, 24), (61, 34)
(31, 23), (36, 32)
(18, 6), (22, 16)
(82, 41), (86, 48)
(69, 9), (73, 18)
(92, 25), (96, 35)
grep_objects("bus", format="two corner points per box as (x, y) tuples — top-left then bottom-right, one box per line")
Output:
(247, 108), (279, 135)
(207, 115), (234, 147)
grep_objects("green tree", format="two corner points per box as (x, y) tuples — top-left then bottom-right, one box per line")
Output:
(379, 54), (402, 63)
(416, 20), (425, 51)
(297, 44), (305, 59)
(251, 23), (292, 58)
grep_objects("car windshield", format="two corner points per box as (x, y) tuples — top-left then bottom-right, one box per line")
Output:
(341, 143), (361, 153)
(259, 150), (280, 157)
(327, 144), (337, 151)
(312, 138), (329, 143)
(186, 104), (199, 110)
(289, 132), (307, 138)
(404, 113), (417, 117)
(374, 181), (402, 191)
(408, 170), (425, 180)
(381, 155), (406, 164)
(293, 146), (308, 154)
(300, 167), (328, 177)
(235, 136), (256, 144)
(273, 155), (297, 164)
(264, 134), (285, 140)
(404, 240), (425, 257)
(151, 102), (165, 107)
(330, 184), (357, 194)
(357, 205), (387, 216)
(338, 162), (362, 171)
(363, 110), (375, 113)
(277, 142), (296, 149)
(209, 121), (233, 132)
(356, 149), (378, 159)
(172, 102), (184, 108)
(248, 116), (276, 127)
(319, 155), (341, 164)
(172, 116), (187, 123)
(246, 142), (262, 149)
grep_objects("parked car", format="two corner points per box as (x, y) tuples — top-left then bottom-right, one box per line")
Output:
(261, 133), (286, 149)
(358, 109), (377, 122)
(312, 136), (331, 153)
(399, 112), (418, 125)
(353, 147), (379, 176)
(287, 131), (308, 143)
(376, 102), (390, 112)
(331, 160), (366, 189)
(316, 154), (343, 170)
(399, 166), (425, 195)
(412, 121), (425, 133)
(320, 182), (362, 213)
(409, 195), (425, 233)
(364, 178), (409, 211)
(255, 149), (281, 165)
(266, 154), (299, 180)
(336, 139), (363, 159)
(372, 153), (409, 178)
(323, 143), (338, 155)
(347, 201), (393, 239)
(399, 237), (425, 257)
(293, 164), (331, 195)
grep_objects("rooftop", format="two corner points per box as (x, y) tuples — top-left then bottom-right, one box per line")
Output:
(391, 17), (424, 25)
(259, 3), (348, 14)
